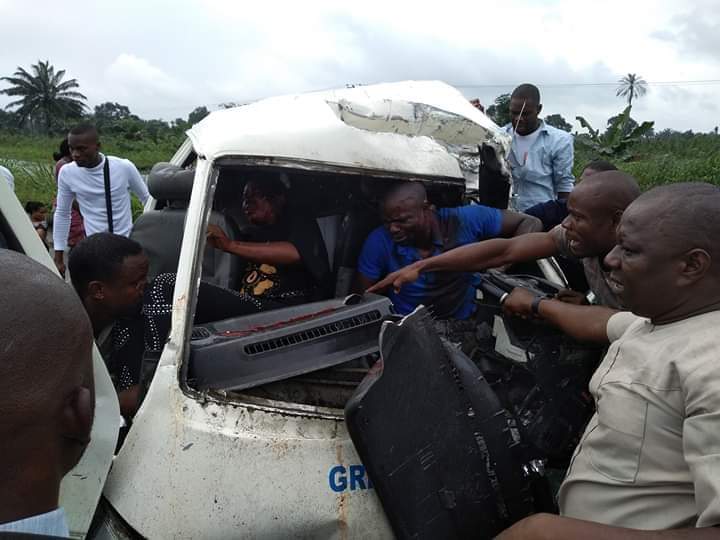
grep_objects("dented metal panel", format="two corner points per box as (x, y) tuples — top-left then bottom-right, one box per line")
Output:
(104, 157), (393, 538)
(105, 365), (393, 539)
(187, 80), (511, 189)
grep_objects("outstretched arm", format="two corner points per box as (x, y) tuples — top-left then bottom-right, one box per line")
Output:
(499, 210), (543, 237)
(501, 287), (617, 344)
(496, 513), (719, 540)
(367, 232), (558, 294)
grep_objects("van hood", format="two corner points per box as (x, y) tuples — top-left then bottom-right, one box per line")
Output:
(187, 80), (511, 188)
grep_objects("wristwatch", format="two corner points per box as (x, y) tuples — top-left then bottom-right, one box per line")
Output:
(531, 295), (548, 315)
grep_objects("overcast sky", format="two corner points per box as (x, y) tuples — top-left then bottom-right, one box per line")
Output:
(1, 0), (719, 132)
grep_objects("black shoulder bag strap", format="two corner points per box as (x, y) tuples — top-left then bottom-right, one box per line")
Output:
(103, 156), (114, 233)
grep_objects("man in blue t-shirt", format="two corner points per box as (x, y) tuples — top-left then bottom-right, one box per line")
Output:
(357, 182), (542, 320)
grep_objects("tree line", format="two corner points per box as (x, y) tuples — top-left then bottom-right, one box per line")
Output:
(0, 60), (211, 143)
(1, 61), (716, 161)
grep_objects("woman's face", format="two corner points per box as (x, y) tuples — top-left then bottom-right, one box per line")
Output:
(242, 182), (280, 225)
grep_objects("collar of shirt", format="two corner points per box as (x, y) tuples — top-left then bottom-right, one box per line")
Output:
(503, 119), (550, 137)
(96, 323), (115, 360)
(84, 152), (107, 172)
(0, 508), (70, 537)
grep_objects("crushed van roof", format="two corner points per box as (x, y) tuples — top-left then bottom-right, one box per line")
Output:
(187, 80), (511, 187)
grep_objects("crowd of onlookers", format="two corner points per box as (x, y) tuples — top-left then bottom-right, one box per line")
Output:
(2, 83), (720, 538)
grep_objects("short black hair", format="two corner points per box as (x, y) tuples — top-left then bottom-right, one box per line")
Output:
(25, 201), (46, 214)
(69, 123), (99, 138)
(511, 84), (541, 106)
(584, 159), (618, 172)
(382, 181), (427, 205)
(53, 138), (70, 161)
(68, 233), (143, 297)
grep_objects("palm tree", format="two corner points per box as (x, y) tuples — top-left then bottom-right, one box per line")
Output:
(616, 73), (648, 106)
(0, 60), (87, 133)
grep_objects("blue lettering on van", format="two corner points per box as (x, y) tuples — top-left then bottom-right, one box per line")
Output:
(329, 465), (374, 492)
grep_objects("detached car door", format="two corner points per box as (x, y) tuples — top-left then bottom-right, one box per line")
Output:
(0, 179), (120, 538)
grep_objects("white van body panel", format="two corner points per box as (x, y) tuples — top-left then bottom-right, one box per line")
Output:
(188, 80), (511, 188)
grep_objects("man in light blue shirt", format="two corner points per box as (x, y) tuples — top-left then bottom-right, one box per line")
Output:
(504, 84), (575, 212)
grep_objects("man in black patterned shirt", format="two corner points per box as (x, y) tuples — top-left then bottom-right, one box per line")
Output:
(69, 233), (148, 419)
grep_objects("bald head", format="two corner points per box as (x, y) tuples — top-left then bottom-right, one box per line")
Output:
(630, 182), (720, 265)
(573, 170), (641, 214)
(0, 250), (94, 464)
(605, 182), (720, 321)
(383, 181), (427, 208)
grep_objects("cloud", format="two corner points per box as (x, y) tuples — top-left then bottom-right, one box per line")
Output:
(0, 0), (718, 132)
(652, 3), (720, 63)
(104, 54), (192, 102)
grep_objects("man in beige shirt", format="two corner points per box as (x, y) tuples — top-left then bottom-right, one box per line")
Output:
(498, 182), (720, 538)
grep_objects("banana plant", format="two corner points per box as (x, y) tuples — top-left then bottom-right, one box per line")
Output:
(575, 106), (654, 160)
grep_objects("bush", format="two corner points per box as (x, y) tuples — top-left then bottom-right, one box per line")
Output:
(575, 132), (720, 189)
(1, 158), (56, 205)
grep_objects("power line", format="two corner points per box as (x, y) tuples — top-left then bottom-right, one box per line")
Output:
(83, 78), (720, 116)
(452, 79), (720, 88)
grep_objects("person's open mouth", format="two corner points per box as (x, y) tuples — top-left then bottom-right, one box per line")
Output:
(566, 234), (583, 252)
(608, 274), (625, 294)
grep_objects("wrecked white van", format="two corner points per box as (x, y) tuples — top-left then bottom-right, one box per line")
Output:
(2, 80), (540, 539)
(98, 80), (520, 539)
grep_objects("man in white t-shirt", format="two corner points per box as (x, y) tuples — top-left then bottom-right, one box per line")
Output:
(53, 124), (149, 275)
(497, 182), (720, 538)
(504, 84), (575, 212)
(0, 250), (95, 538)
(0, 163), (14, 191)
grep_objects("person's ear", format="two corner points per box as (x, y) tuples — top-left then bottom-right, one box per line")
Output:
(537, 103), (543, 115)
(678, 249), (711, 286)
(96, 140), (102, 151)
(610, 209), (624, 229)
(60, 385), (95, 462)
(87, 280), (106, 301)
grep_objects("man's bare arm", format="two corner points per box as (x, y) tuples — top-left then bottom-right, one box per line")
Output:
(499, 210), (543, 237)
(367, 232), (558, 294)
(496, 513), (720, 540)
(502, 287), (617, 344)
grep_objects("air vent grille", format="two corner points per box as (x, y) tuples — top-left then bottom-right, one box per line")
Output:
(243, 310), (382, 356)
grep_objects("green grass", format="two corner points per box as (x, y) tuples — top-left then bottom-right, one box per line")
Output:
(1, 132), (183, 216)
(575, 133), (720, 189)
(0, 132), (182, 172)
